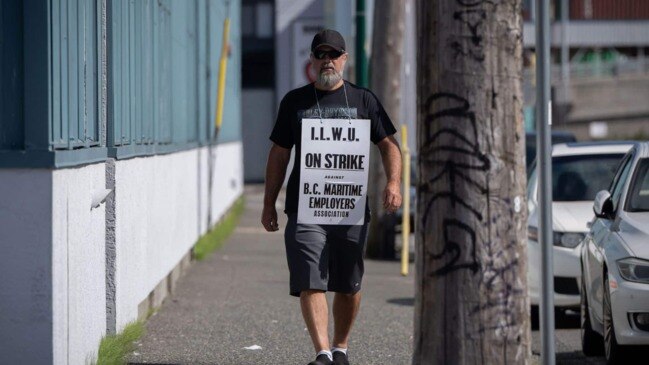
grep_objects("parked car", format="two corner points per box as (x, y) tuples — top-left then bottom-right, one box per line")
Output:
(527, 142), (634, 313)
(580, 142), (649, 362)
(525, 130), (577, 175)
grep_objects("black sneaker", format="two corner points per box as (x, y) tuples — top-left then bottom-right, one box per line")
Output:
(332, 351), (349, 365)
(307, 354), (333, 365)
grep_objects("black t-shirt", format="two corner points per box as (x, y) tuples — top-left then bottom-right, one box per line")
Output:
(270, 80), (397, 214)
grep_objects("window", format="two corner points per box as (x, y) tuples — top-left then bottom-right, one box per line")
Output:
(552, 154), (625, 202)
(627, 159), (649, 212)
(527, 162), (537, 201)
(241, 1), (273, 39)
(242, 5), (255, 37)
(255, 3), (273, 38)
(609, 152), (634, 212)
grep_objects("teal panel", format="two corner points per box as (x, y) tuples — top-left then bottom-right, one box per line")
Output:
(155, 0), (172, 144)
(143, 0), (154, 144)
(51, 0), (63, 146)
(67, 0), (78, 147)
(187, 0), (199, 143)
(82, 0), (97, 147)
(170, 0), (198, 144)
(134, 0), (142, 144)
(0, 0), (25, 150)
(196, 0), (209, 143)
(3, 0), (240, 167)
(104, 0), (240, 160)
(109, 0), (121, 146)
(213, 0), (241, 144)
(128, 0), (136, 145)
(120, 0), (131, 145)
(23, 0), (50, 151)
(50, 0), (99, 150)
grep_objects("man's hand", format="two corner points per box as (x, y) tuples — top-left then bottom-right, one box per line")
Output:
(383, 181), (402, 213)
(262, 143), (290, 232)
(261, 205), (279, 232)
(377, 136), (403, 213)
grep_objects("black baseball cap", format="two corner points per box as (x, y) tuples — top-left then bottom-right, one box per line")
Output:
(311, 29), (346, 53)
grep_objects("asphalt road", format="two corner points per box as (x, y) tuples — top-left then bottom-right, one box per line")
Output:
(531, 310), (606, 364)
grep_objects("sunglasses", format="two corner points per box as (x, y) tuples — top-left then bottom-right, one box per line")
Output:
(313, 49), (344, 60)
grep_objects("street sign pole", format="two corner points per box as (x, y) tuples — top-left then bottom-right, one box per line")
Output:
(535, 0), (556, 364)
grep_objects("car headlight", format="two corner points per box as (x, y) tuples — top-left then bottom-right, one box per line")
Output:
(617, 258), (649, 284)
(527, 227), (583, 248)
(553, 232), (584, 248)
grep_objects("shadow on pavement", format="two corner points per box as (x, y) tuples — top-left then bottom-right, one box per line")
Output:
(556, 309), (580, 329)
(387, 297), (414, 306)
(556, 351), (605, 364)
(531, 306), (580, 330)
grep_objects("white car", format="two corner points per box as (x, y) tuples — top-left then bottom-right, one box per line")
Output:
(527, 142), (634, 310)
(581, 142), (649, 363)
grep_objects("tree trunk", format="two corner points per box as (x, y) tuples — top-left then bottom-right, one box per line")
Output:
(366, 0), (404, 258)
(414, 0), (530, 364)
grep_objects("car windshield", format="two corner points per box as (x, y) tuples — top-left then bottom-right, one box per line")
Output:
(525, 132), (576, 172)
(552, 154), (624, 202)
(627, 159), (649, 212)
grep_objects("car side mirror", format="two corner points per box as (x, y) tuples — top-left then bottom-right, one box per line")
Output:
(593, 190), (613, 218)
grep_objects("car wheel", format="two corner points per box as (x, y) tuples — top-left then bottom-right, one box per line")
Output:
(581, 274), (603, 356)
(604, 276), (626, 364)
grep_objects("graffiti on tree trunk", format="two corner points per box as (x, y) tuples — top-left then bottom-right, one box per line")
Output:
(419, 0), (523, 340)
(420, 92), (487, 276)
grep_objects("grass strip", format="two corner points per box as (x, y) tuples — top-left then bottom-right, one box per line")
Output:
(94, 197), (244, 363)
(193, 196), (245, 260)
(95, 321), (144, 365)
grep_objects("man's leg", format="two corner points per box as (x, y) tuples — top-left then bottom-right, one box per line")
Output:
(300, 289), (331, 353)
(331, 291), (361, 348)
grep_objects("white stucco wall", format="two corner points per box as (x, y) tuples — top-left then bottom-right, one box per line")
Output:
(0, 169), (53, 364)
(52, 164), (107, 365)
(115, 141), (243, 331)
(207, 142), (245, 226)
(0, 141), (243, 363)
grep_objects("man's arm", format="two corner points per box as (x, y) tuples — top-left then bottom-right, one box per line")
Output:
(262, 143), (292, 231)
(376, 135), (403, 213)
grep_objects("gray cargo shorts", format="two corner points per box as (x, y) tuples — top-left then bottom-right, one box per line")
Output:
(284, 211), (370, 297)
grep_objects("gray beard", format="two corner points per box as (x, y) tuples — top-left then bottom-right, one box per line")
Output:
(318, 70), (343, 88)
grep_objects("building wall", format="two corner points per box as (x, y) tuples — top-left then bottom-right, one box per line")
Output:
(242, 89), (275, 182)
(0, 144), (243, 364)
(114, 142), (243, 331)
(0, 0), (243, 363)
(52, 164), (107, 365)
(0, 170), (53, 364)
(570, 0), (649, 20)
(568, 74), (649, 122)
(555, 118), (649, 141)
(207, 143), (245, 220)
(275, 0), (323, 106)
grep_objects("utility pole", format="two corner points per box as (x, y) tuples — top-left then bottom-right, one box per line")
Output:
(366, 0), (404, 258)
(414, 1), (530, 364)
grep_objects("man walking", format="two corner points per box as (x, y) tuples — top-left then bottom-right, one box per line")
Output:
(261, 29), (402, 365)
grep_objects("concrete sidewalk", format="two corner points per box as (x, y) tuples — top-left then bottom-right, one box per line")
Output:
(129, 185), (414, 365)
